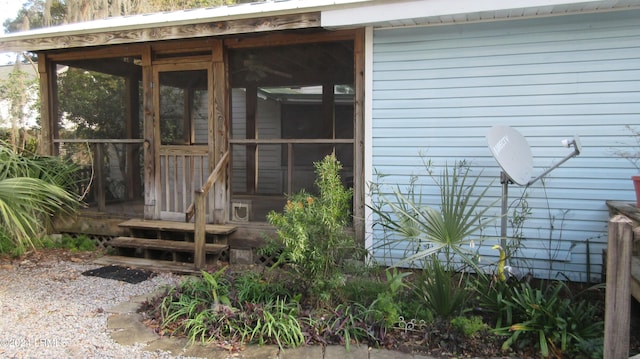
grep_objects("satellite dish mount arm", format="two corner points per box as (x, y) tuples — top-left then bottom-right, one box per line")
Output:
(526, 136), (581, 187)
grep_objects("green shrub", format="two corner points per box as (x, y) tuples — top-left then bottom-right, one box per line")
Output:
(302, 303), (374, 351)
(0, 228), (25, 256)
(233, 271), (292, 304)
(450, 315), (487, 337)
(369, 268), (411, 329)
(42, 234), (96, 252)
(341, 277), (386, 306)
(495, 281), (603, 358)
(470, 274), (514, 328)
(264, 154), (365, 304)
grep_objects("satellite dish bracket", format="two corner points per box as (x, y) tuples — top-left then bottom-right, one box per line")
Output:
(525, 136), (581, 186)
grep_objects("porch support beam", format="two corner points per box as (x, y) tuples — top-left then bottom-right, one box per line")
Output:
(211, 40), (228, 224)
(353, 28), (365, 245)
(125, 76), (141, 200)
(38, 54), (54, 156)
(142, 45), (157, 220)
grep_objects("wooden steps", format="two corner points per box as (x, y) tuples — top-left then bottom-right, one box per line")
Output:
(93, 255), (200, 274)
(100, 219), (237, 272)
(109, 237), (227, 253)
(119, 219), (236, 235)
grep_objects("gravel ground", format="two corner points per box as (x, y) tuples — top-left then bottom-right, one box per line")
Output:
(0, 253), (187, 359)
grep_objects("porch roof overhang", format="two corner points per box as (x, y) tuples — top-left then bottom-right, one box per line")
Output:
(0, 0), (639, 53)
(321, 0), (640, 28)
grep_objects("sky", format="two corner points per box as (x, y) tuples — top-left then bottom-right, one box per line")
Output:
(0, 0), (26, 65)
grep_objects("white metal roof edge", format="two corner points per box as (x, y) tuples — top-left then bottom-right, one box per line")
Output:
(321, 0), (618, 27)
(0, 0), (372, 42)
(3, 0), (640, 44)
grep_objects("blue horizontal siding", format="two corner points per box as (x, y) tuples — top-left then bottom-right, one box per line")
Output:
(369, 10), (640, 282)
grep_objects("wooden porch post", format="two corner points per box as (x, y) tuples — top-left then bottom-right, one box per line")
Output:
(603, 214), (633, 359)
(94, 143), (106, 211)
(142, 45), (157, 219)
(125, 76), (141, 200)
(212, 40), (228, 224)
(38, 54), (55, 156)
(353, 28), (366, 245)
(194, 191), (206, 269)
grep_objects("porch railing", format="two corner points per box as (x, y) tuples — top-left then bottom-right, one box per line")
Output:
(159, 145), (208, 214)
(228, 138), (354, 195)
(53, 138), (145, 211)
(186, 150), (229, 269)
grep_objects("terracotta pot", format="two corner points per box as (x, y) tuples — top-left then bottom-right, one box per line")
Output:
(633, 175), (640, 207)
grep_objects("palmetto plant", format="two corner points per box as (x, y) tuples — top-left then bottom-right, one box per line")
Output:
(415, 255), (470, 319)
(370, 162), (498, 272)
(0, 141), (80, 253)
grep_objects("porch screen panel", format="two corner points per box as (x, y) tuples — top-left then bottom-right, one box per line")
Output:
(54, 56), (144, 212)
(159, 70), (207, 145)
(229, 41), (355, 222)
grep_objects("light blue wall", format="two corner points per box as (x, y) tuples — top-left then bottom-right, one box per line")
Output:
(369, 10), (640, 282)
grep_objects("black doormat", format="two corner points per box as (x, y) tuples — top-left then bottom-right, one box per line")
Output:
(82, 265), (153, 284)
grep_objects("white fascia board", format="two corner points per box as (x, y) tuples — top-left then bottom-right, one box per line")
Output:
(0, 0), (372, 42)
(321, 0), (603, 27)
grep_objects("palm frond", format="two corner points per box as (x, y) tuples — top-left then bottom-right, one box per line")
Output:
(370, 162), (498, 272)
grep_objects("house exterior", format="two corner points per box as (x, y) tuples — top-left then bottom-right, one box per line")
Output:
(0, 0), (638, 281)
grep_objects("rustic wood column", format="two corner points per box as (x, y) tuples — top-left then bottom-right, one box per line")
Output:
(125, 76), (141, 200)
(212, 40), (228, 224)
(353, 28), (366, 245)
(194, 191), (206, 269)
(38, 54), (54, 156)
(94, 143), (106, 211)
(142, 45), (157, 219)
(603, 214), (633, 359)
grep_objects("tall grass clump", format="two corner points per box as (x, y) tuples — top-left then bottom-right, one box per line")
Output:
(494, 280), (604, 358)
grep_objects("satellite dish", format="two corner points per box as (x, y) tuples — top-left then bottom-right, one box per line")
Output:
(487, 125), (582, 263)
(487, 125), (533, 185)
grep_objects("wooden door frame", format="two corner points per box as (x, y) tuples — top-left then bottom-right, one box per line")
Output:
(151, 60), (215, 220)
